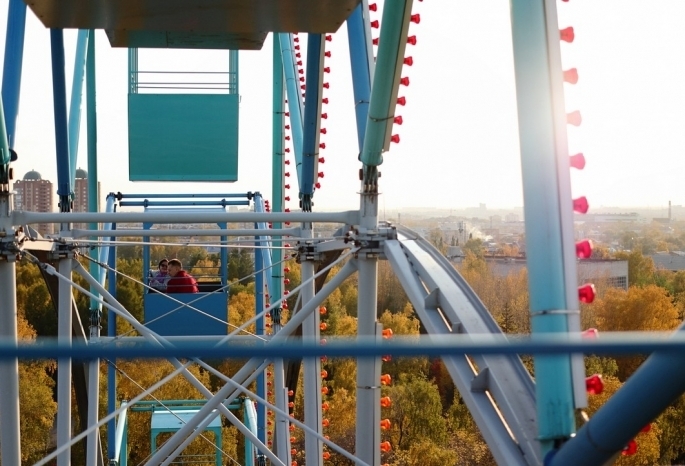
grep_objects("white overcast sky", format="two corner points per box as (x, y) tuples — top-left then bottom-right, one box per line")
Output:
(1, 1), (685, 212)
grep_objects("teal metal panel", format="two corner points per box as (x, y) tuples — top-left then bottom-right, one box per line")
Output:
(128, 94), (239, 181)
(108, 30), (267, 50)
(143, 292), (228, 336)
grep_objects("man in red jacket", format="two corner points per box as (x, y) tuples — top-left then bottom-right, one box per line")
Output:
(166, 259), (199, 293)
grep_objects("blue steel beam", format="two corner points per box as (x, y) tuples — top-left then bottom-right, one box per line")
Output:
(68, 30), (89, 187)
(300, 33), (325, 210)
(271, 33), (284, 302)
(50, 29), (73, 212)
(278, 33), (304, 188)
(509, 0), (577, 453)
(359, 0), (412, 169)
(1, 0), (27, 151)
(87, 29), (100, 315)
(106, 214), (118, 461)
(346, 2), (373, 151)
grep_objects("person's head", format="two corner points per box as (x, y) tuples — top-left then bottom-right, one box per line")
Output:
(158, 259), (169, 272)
(168, 259), (183, 276)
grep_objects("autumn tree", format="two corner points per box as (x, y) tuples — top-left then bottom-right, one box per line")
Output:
(591, 285), (680, 380)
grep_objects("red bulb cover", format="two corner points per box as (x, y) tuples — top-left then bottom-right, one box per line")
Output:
(394, 116), (403, 125)
(570, 152), (585, 170)
(391, 134), (400, 144)
(576, 239), (593, 259)
(622, 440), (638, 456)
(567, 110), (582, 126)
(578, 283), (596, 304)
(560, 27), (575, 43)
(573, 196), (589, 214)
(563, 68), (579, 84)
(585, 374), (604, 395)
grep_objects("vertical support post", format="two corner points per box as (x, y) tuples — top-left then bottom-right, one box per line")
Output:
(278, 33), (304, 185)
(356, 196), (380, 466)
(228, 49), (239, 95)
(57, 256), (74, 466)
(509, 0), (576, 453)
(272, 34), (285, 304)
(347, 1), (374, 151)
(51, 29), (72, 214)
(274, 369), (291, 465)
(0, 191), (20, 466)
(219, 222), (227, 286)
(87, 30), (101, 311)
(1, 0), (27, 150)
(107, 223), (118, 460)
(300, 224), (322, 465)
(68, 30), (89, 185)
(300, 33), (324, 208)
(254, 246), (267, 445)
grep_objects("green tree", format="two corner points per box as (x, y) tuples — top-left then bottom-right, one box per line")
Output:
(613, 250), (656, 287)
(385, 374), (447, 450)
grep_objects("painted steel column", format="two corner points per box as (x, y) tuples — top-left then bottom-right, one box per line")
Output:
(255, 246), (267, 444)
(347, 1), (374, 151)
(300, 223), (323, 465)
(0, 192), (20, 466)
(356, 194), (380, 465)
(51, 29), (72, 213)
(360, 0), (413, 168)
(68, 30), (89, 185)
(1, 0), (26, 150)
(300, 34), (324, 201)
(509, 0), (576, 452)
(87, 30), (101, 310)
(278, 33), (304, 185)
(57, 256), (73, 466)
(107, 221), (117, 460)
(0, 92), (10, 182)
(272, 33), (285, 306)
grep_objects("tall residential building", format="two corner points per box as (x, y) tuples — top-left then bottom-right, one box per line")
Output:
(73, 168), (101, 230)
(13, 169), (54, 236)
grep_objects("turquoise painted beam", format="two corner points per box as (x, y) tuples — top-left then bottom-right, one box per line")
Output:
(271, 33), (284, 302)
(1, 0), (27, 152)
(68, 29), (89, 187)
(509, 0), (577, 453)
(347, 2), (374, 151)
(278, 33), (304, 189)
(0, 94), (9, 179)
(87, 29), (100, 313)
(360, 0), (412, 168)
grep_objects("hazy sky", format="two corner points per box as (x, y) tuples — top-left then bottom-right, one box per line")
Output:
(1, 1), (685, 212)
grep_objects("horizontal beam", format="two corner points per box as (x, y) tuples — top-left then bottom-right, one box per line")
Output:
(12, 210), (360, 226)
(70, 227), (302, 238)
(3, 332), (685, 360)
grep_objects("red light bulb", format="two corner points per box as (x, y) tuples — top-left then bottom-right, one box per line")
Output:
(285, 124), (290, 129)
(318, 171), (325, 178)
(369, 3), (377, 11)
(322, 98), (329, 104)
(320, 128), (327, 134)
(585, 374), (604, 395)
(573, 196), (589, 214)
(391, 134), (400, 144)
(394, 116), (403, 125)
(567, 110), (582, 126)
(284, 184), (290, 189)
(323, 82), (330, 89)
(397, 96), (406, 106)
(404, 56), (414, 66)
(622, 440), (638, 456)
(371, 20), (379, 28)
(325, 51), (331, 58)
(285, 172), (290, 177)
(570, 152), (585, 170)
(400, 77), (410, 86)
(373, 37), (379, 45)
(560, 27), (575, 43)
(321, 113), (328, 119)
(319, 143), (326, 149)
(284, 196), (290, 201)
(284, 267), (291, 273)
(410, 14), (421, 23)
(563, 68), (579, 84)
(324, 67), (330, 73)
(582, 328), (599, 339)
(326, 35), (332, 41)
(318, 157), (325, 163)
(315, 182), (321, 189)
(407, 35), (417, 45)
(285, 160), (291, 165)
(578, 283), (596, 304)
(576, 239), (593, 259)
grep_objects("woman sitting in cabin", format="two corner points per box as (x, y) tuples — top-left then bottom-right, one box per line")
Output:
(149, 259), (170, 292)
(166, 259), (199, 293)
